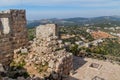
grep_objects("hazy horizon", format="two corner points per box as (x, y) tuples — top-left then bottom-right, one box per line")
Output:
(0, 0), (120, 20)
(27, 15), (120, 20)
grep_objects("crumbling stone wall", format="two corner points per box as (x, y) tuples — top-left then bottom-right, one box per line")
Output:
(36, 24), (59, 39)
(55, 54), (73, 76)
(25, 24), (73, 79)
(0, 9), (28, 66)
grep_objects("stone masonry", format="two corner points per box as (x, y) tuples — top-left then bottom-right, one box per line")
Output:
(24, 24), (73, 79)
(0, 9), (28, 66)
(36, 24), (59, 39)
(0, 9), (73, 80)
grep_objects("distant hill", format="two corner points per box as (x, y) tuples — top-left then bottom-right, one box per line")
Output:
(27, 16), (120, 28)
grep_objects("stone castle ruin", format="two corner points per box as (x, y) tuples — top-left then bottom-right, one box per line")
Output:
(0, 9), (73, 80)
(24, 24), (73, 79)
(36, 24), (59, 39)
(0, 9), (28, 66)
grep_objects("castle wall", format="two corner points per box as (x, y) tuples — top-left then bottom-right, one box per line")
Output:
(0, 9), (28, 66)
(35, 24), (73, 79)
(55, 54), (73, 76)
(36, 24), (59, 39)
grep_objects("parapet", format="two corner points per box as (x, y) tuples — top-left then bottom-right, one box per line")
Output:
(0, 9), (25, 14)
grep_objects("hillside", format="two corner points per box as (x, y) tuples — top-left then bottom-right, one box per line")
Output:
(27, 16), (120, 28)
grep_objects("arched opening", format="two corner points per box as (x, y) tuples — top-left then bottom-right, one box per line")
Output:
(0, 18), (10, 35)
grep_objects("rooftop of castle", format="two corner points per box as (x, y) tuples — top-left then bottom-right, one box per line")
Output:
(0, 9), (25, 14)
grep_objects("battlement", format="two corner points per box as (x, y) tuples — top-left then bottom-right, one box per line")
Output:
(0, 9), (25, 18)
(0, 9), (25, 13)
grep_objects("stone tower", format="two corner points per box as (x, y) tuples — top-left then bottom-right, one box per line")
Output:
(0, 9), (28, 66)
(36, 24), (59, 39)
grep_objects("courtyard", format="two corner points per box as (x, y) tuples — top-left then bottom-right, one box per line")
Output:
(70, 56), (120, 80)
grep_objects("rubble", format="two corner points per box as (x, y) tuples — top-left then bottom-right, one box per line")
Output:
(24, 24), (73, 79)
(21, 48), (28, 54)
(0, 64), (5, 72)
(0, 9), (73, 80)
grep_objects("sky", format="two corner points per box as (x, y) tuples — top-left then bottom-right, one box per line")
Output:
(0, 0), (120, 20)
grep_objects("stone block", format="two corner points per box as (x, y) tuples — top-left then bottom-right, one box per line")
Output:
(21, 48), (28, 53)
(0, 64), (5, 72)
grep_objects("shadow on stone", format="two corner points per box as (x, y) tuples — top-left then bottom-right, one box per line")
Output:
(73, 56), (87, 71)
(68, 76), (79, 80)
(2, 66), (30, 79)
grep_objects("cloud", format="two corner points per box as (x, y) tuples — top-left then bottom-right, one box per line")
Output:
(0, 0), (120, 7)
(0, 0), (120, 19)
(22, 0), (120, 8)
(27, 8), (120, 19)
(0, 0), (21, 6)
